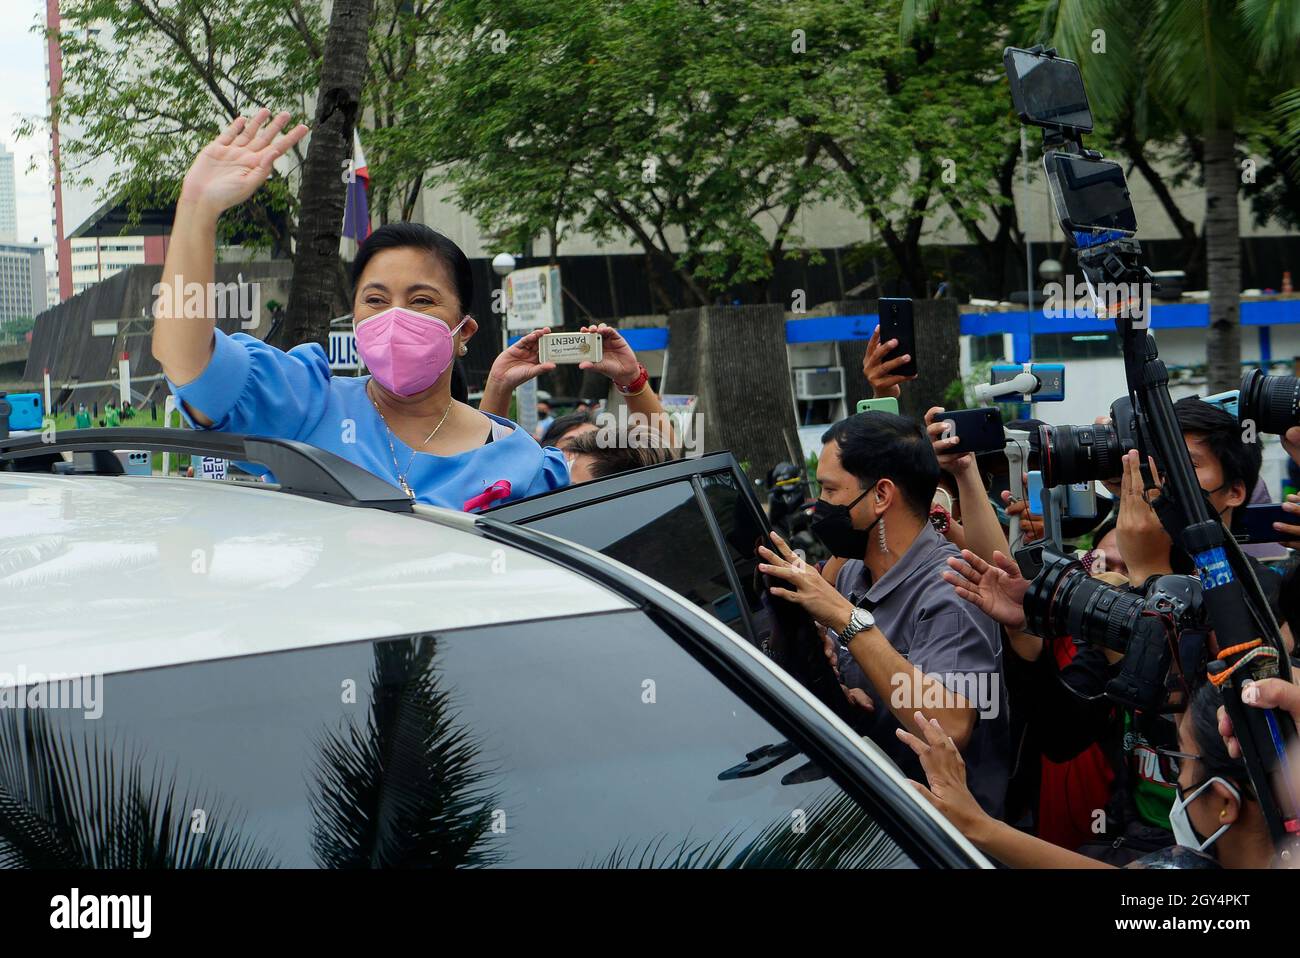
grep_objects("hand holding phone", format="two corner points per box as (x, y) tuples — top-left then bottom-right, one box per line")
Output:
(877, 298), (917, 379)
(938, 408), (1005, 455)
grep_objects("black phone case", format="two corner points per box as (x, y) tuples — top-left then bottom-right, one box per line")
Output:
(1239, 504), (1292, 544)
(878, 298), (917, 378)
(943, 408), (1005, 455)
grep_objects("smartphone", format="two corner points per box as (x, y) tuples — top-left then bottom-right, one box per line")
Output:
(940, 407), (1005, 455)
(1066, 481), (1097, 519)
(1044, 153), (1137, 236)
(877, 297), (917, 378)
(537, 331), (603, 365)
(1238, 504), (1295, 544)
(856, 397), (899, 415)
(1027, 471), (1045, 517)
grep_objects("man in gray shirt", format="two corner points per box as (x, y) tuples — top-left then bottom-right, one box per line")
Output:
(758, 411), (1009, 818)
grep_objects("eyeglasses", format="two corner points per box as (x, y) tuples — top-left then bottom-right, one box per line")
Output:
(1155, 746), (1200, 782)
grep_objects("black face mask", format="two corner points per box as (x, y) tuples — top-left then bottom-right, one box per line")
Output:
(810, 484), (880, 559)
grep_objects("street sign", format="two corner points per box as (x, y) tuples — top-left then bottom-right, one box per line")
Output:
(505, 265), (563, 332)
(328, 330), (359, 370)
(195, 456), (228, 480)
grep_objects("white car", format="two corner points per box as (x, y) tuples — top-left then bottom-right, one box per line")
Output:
(0, 428), (987, 869)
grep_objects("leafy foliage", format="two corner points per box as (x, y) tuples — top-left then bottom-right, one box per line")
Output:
(0, 706), (276, 868)
(308, 636), (503, 868)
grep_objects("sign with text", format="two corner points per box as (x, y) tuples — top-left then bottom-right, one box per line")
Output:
(505, 265), (563, 332)
(328, 330), (359, 370)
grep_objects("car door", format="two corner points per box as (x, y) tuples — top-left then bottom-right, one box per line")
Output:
(487, 454), (858, 726)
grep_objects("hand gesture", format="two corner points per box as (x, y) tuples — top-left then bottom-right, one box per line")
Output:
(758, 531), (855, 629)
(181, 109), (309, 216)
(487, 326), (557, 392)
(1116, 449), (1171, 582)
(895, 711), (989, 838)
(863, 325), (916, 398)
(925, 406), (974, 473)
(1275, 492), (1300, 550)
(578, 323), (641, 388)
(942, 549), (1029, 631)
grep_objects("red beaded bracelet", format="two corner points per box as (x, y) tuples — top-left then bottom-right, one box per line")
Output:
(615, 362), (649, 396)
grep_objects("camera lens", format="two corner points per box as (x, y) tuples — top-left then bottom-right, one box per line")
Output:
(1240, 368), (1300, 435)
(1023, 548), (1144, 652)
(1033, 422), (1124, 487)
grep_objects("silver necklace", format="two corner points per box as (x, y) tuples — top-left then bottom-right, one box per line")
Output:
(370, 394), (453, 499)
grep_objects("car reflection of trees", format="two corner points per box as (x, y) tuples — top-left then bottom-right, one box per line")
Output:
(0, 704), (277, 868)
(0, 636), (502, 869)
(309, 636), (503, 868)
(592, 789), (911, 869)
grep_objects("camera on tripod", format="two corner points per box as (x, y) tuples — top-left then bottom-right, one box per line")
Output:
(1004, 44), (1299, 849)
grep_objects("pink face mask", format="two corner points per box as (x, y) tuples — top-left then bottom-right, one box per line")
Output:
(355, 306), (468, 397)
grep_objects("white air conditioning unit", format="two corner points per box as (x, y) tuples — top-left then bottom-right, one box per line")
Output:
(795, 367), (845, 401)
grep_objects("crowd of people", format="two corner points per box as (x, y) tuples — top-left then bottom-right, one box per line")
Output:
(756, 334), (1300, 869)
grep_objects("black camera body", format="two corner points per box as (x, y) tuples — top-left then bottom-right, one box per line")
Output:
(1029, 394), (1154, 488)
(1017, 545), (1204, 711)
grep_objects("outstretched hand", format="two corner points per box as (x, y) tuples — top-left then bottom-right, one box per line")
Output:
(942, 548), (1030, 631)
(486, 326), (557, 392)
(863, 325), (916, 398)
(181, 108), (309, 216)
(896, 710), (989, 839)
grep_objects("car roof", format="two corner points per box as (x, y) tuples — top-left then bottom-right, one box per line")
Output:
(0, 473), (631, 683)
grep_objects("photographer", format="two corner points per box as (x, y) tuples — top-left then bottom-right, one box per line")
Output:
(757, 412), (1010, 817)
(898, 679), (1277, 869)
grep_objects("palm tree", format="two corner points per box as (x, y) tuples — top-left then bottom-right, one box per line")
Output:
(308, 636), (504, 868)
(590, 788), (913, 869)
(0, 708), (276, 868)
(1044, 0), (1300, 391)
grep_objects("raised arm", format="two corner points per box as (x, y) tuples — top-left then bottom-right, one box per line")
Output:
(153, 110), (308, 419)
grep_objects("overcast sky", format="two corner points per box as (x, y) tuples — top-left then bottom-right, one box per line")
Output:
(0, 0), (56, 249)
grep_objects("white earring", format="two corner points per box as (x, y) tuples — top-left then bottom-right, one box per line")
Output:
(458, 344), (468, 356)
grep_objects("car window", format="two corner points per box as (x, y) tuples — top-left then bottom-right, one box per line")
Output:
(0, 611), (915, 869)
(520, 480), (749, 637)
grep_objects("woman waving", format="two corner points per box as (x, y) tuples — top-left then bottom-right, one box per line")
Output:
(153, 109), (568, 510)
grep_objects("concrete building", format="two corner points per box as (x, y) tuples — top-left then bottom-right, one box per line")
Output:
(0, 241), (48, 324)
(0, 144), (16, 243)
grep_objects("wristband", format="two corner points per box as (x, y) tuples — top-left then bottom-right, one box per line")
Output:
(615, 363), (649, 396)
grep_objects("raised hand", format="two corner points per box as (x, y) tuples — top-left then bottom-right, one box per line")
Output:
(925, 405), (974, 472)
(180, 109), (309, 217)
(578, 323), (641, 388)
(942, 548), (1030, 631)
(486, 326), (557, 393)
(863, 325), (916, 398)
(895, 710), (989, 839)
(1115, 449), (1172, 583)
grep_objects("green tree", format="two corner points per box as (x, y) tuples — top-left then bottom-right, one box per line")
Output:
(802, 0), (1040, 297)
(387, 0), (836, 308)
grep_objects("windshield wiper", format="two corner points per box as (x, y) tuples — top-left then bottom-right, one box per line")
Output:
(718, 741), (799, 780)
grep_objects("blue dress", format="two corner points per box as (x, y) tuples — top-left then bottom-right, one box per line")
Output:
(167, 330), (570, 510)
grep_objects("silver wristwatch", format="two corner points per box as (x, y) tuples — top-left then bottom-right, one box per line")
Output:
(840, 606), (875, 641)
